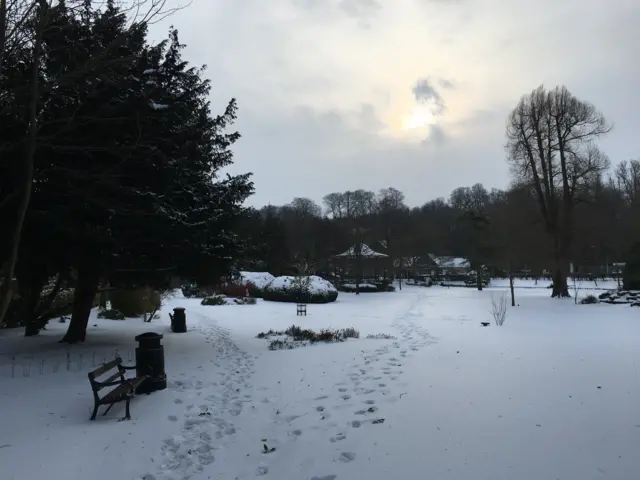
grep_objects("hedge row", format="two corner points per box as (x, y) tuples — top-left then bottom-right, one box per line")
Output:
(262, 288), (338, 304)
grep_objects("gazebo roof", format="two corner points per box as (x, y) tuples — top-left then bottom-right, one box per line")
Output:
(334, 243), (388, 259)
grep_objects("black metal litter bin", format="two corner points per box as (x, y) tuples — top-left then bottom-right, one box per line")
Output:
(134, 332), (167, 394)
(169, 307), (187, 333)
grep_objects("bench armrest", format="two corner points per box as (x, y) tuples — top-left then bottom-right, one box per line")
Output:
(120, 364), (137, 370)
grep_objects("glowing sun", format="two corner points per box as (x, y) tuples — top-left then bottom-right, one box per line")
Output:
(401, 105), (437, 130)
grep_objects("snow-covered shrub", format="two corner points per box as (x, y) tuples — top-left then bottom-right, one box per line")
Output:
(338, 283), (378, 293)
(97, 308), (125, 320)
(262, 276), (338, 304)
(200, 295), (226, 306)
(597, 290), (640, 305)
(239, 272), (275, 298)
(490, 293), (508, 326)
(580, 295), (599, 304)
(338, 281), (396, 293)
(231, 296), (257, 305)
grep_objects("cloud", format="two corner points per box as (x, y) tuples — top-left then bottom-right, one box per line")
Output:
(438, 78), (456, 89)
(150, 0), (640, 209)
(291, 0), (382, 26)
(412, 78), (446, 115)
(338, 0), (382, 20)
(424, 124), (448, 146)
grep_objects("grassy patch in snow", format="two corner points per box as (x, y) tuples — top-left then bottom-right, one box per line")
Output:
(365, 333), (397, 340)
(256, 325), (360, 350)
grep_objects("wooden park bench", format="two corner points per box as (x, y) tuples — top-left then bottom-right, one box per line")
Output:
(87, 357), (147, 421)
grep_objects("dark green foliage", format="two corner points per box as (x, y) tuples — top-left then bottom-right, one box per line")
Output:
(0, 2), (253, 341)
(256, 329), (278, 339)
(181, 284), (201, 298)
(262, 288), (338, 304)
(109, 288), (160, 317)
(623, 243), (640, 290)
(337, 283), (395, 293)
(338, 284), (378, 293)
(234, 297), (257, 305)
(245, 282), (265, 298)
(465, 267), (490, 287)
(262, 278), (338, 304)
(201, 295), (226, 306)
(217, 282), (249, 298)
(580, 295), (599, 305)
(97, 308), (125, 320)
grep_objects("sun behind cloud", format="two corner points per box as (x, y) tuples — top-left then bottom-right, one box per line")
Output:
(402, 104), (437, 130)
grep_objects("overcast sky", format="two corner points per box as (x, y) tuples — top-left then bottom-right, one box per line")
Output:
(150, 0), (640, 208)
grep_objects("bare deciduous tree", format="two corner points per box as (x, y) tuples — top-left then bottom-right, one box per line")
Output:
(0, 0), (37, 77)
(612, 159), (640, 206)
(288, 197), (322, 218)
(490, 292), (508, 326)
(506, 85), (611, 297)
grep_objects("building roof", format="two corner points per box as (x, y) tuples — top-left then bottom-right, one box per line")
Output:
(428, 254), (470, 269)
(335, 243), (388, 258)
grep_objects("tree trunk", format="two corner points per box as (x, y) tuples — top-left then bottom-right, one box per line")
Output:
(22, 274), (46, 337)
(551, 259), (570, 298)
(0, 3), (45, 326)
(509, 272), (515, 307)
(476, 269), (483, 291)
(61, 266), (99, 343)
(0, 0), (7, 78)
(551, 228), (572, 298)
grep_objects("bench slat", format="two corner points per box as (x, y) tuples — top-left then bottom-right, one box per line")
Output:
(95, 371), (122, 389)
(101, 383), (133, 404)
(89, 358), (122, 379)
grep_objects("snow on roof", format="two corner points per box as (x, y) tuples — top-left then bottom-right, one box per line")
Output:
(334, 243), (388, 258)
(428, 254), (470, 269)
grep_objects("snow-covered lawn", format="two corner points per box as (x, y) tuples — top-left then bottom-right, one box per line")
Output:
(1, 282), (639, 480)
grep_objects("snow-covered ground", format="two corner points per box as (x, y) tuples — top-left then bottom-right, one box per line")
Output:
(1, 281), (639, 480)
